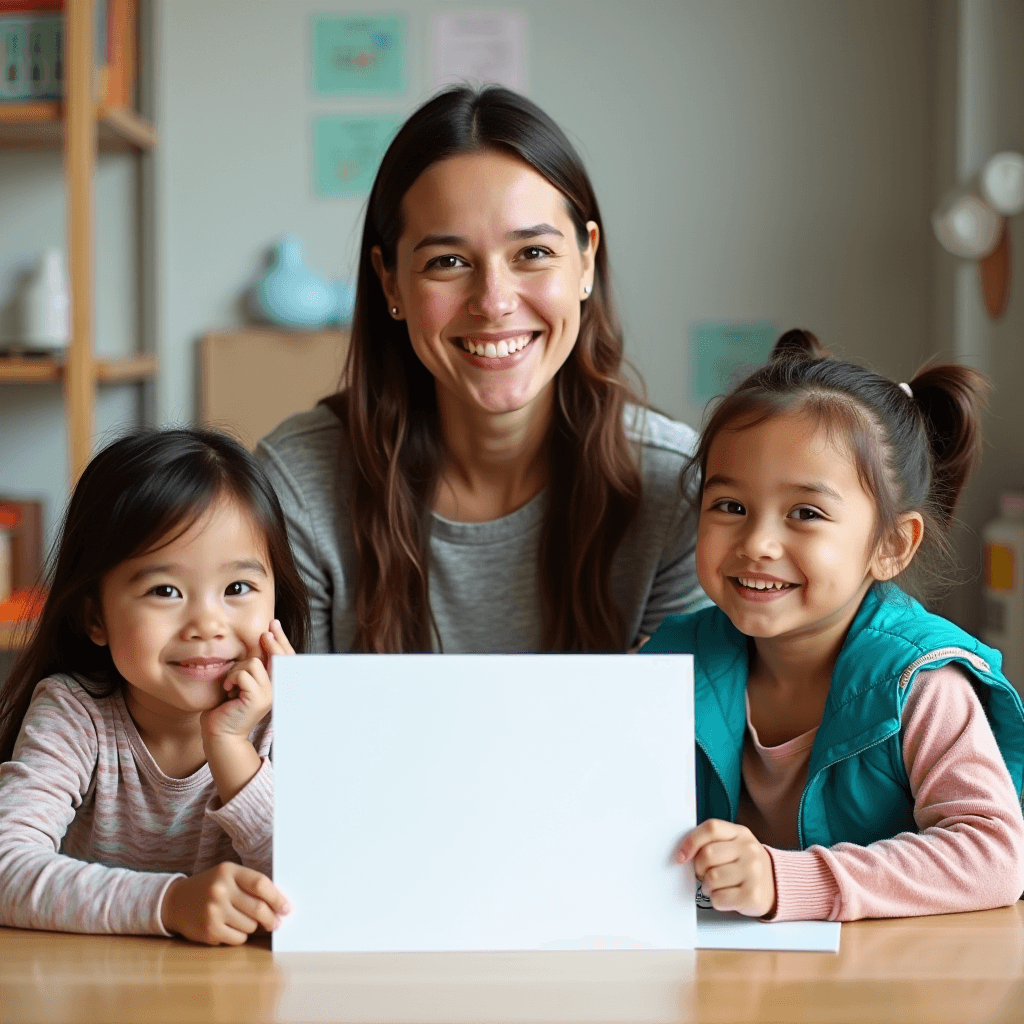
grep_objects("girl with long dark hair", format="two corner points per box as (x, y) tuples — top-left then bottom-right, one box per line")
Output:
(257, 86), (705, 653)
(0, 428), (309, 943)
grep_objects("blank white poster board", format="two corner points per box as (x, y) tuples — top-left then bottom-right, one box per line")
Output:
(273, 654), (696, 952)
(696, 910), (841, 953)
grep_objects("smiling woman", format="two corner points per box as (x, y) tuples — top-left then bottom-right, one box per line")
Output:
(256, 86), (707, 653)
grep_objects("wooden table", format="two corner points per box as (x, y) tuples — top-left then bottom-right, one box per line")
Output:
(2, 905), (1023, 1023)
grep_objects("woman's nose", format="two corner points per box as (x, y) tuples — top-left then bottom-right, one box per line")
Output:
(467, 263), (518, 320)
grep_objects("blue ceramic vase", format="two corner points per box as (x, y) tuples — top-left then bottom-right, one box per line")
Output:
(253, 236), (354, 329)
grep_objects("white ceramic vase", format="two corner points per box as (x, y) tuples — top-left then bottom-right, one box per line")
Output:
(20, 248), (69, 351)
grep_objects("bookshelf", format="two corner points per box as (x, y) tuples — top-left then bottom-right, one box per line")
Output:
(0, 0), (157, 649)
(0, 0), (158, 480)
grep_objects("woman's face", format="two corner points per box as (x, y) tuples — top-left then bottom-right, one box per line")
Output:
(373, 149), (598, 420)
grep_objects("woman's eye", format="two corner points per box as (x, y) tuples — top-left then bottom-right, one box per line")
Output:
(790, 506), (824, 521)
(518, 245), (552, 262)
(711, 499), (745, 515)
(425, 254), (467, 271)
(148, 585), (181, 599)
(225, 581), (254, 597)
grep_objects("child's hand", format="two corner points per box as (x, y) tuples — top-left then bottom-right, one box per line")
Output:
(677, 819), (777, 917)
(201, 619), (293, 743)
(160, 862), (291, 945)
(203, 619), (293, 805)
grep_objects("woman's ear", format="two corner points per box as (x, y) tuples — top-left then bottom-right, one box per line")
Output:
(580, 221), (600, 300)
(870, 512), (924, 581)
(370, 246), (400, 316)
(84, 597), (108, 647)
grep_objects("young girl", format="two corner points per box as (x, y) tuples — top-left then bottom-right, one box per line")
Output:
(644, 330), (1024, 922)
(0, 428), (309, 945)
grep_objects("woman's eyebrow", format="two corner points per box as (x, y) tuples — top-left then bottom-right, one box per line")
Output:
(413, 233), (465, 252)
(412, 224), (564, 252)
(506, 223), (564, 240)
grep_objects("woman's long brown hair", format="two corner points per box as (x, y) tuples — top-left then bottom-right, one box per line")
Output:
(342, 86), (643, 652)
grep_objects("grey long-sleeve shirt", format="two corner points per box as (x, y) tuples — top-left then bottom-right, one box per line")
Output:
(256, 403), (707, 653)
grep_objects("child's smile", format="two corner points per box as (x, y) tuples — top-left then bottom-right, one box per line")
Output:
(696, 409), (887, 648)
(86, 498), (277, 722)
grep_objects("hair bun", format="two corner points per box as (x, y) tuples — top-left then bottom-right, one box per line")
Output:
(771, 328), (829, 362)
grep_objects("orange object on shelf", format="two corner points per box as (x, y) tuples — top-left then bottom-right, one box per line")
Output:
(0, 588), (46, 623)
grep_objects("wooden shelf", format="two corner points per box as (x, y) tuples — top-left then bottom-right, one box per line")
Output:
(0, 353), (158, 383)
(0, 101), (157, 151)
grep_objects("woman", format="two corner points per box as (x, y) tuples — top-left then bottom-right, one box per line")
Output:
(256, 86), (705, 653)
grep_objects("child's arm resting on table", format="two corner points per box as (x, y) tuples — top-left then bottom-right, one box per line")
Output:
(160, 862), (290, 945)
(770, 664), (1024, 922)
(0, 678), (182, 935)
(685, 665), (1024, 923)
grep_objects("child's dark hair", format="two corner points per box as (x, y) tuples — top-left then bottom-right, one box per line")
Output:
(685, 329), (990, 603)
(0, 427), (310, 763)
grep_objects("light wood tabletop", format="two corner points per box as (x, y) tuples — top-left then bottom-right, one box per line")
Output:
(2, 904), (1023, 1024)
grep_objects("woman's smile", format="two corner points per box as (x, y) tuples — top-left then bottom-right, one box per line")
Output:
(456, 330), (541, 361)
(375, 148), (598, 421)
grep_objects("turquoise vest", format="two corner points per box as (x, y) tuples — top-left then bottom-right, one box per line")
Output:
(642, 585), (1024, 849)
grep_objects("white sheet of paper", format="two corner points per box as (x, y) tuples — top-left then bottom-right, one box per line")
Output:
(273, 654), (695, 952)
(696, 909), (841, 952)
(431, 12), (527, 92)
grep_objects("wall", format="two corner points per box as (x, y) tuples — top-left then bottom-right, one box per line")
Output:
(157, 0), (935, 432)
(1, 0), (938, 544)
(933, 0), (1024, 632)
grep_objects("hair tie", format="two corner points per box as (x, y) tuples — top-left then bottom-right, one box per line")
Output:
(898, 382), (913, 399)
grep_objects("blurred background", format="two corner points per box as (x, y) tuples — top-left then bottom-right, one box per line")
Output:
(0, 0), (1022, 661)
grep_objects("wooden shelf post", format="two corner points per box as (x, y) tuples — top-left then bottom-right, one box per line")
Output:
(65, 0), (97, 480)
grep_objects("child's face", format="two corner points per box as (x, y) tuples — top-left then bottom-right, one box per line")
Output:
(87, 497), (276, 720)
(696, 410), (887, 646)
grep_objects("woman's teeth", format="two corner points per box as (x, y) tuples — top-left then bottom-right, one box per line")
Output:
(737, 577), (794, 591)
(460, 334), (534, 358)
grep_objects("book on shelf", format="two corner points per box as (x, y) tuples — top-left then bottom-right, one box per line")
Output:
(0, 0), (137, 108)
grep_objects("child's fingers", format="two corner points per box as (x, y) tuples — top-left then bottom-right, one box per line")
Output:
(677, 819), (734, 863)
(692, 839), (741, 879)
(235, 867), (292, 917)
(210, 921), (253, 946)
(707, 884), (751, 914)
(231, 890), (283, 933)
(261, 619), (295, 658)
(701, 860), (747, 894)
(223, 660), (269, 699)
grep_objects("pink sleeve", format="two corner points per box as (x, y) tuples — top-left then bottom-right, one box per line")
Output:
(766, 664), (1024, 922)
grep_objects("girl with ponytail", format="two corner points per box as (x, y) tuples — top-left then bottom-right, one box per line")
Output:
(643, 330), (1024, 922)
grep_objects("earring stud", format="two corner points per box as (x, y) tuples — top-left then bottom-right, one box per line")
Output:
(390, 306), (399, 317)
(583, 284), (592, 295)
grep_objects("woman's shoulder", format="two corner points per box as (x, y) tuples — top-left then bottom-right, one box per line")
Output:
(257, 403), (345, 460)
(255, 403), (351, 493)
(623, 404), (698, 464)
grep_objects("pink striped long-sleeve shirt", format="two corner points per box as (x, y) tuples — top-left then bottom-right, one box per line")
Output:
(0, 675), (273, 936)
(738, 664), (1024, 921)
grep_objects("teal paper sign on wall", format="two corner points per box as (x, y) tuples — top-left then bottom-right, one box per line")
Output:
(314, 116), (402, 197)
(691, 322), (777, 402)
(312, 16), (406, 95)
